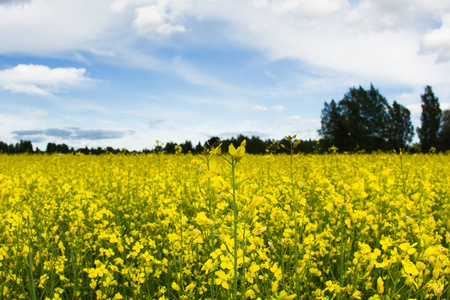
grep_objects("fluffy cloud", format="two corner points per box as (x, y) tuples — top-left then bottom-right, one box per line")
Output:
(192, 0), (450, 88)
(1, 0), (450, 89)
(273, 105), (284, 112)
(252, 105), (268, 112)
(133, 2), (188, 35)
(407, 103), (423, 118)
(421, 14), (450, 62)
(0, 64), (94, 96)
(269, 0), (347, 17)
(269, 115), (321, 139)
(0, 1), (107, 54)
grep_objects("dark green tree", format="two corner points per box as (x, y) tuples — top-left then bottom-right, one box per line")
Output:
(46, 142), (57, 154)
(417, 86), (442, 152)
(318, 99), (348, 150)
(17, 140), (33, 153)
(194, 142), (203, 154)
(338, 84), (390, 151)
(180, 140), (193, 154)
(440, 109), (450, 151)
(56, 143), (69, 153)
(164, 142), (177, 154)
(387, 101), (414, 150)
(0, 141), (7, 153)
(247, 136), (267, 154)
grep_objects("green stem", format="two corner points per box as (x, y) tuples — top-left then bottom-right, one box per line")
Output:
(232, 158), (238, 300)
(26, 218), (37, 300)
(290, 142), (299, 295)
(207, 157), (216, 300)
(339, 206), (345, 297)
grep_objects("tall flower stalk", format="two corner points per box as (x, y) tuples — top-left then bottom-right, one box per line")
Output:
(284, 135), (300, 295)
(228, 141), (246, 300)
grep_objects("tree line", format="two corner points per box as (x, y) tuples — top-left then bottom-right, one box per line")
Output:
(1, 84), (449, 154)
(319, 84), (450, 153)
(0, 136), (321, 155)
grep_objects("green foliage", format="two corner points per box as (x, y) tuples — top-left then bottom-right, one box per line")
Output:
(319, 84), (409, 152)
(417, 85), (442, 152)
(339, 84), (390, 151)
(440, 109), (450, 151)
(0, 140), (33, 153)
(318, 100), (347, 150)
(387, 101), (414, 150)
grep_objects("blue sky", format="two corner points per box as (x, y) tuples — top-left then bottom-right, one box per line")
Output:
(1, 0), (450, 151)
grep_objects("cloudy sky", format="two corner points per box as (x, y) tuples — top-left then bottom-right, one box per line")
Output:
(1, 0), (450, 151)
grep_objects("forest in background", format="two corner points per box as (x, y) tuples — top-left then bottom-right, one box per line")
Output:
(1, 85), (450, 154)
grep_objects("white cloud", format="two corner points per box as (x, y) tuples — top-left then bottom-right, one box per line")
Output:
(0, 0), (126, 55)
(109, 0), (149, 12)
(194, 0), (450, 89)
(270, 0), (347, 17)
(21, 109), (48, 117)
(252, 105), (268, 112)
(133, 1), (188, 35)
(407, 103), (422, 117)
(0, 64), (94, 96)
(273, 115), (320, 127)
(273, 105), (284, 112)
(170, 56), (232, 90)
(251, 0), (268, 8)
(268, 115), (321, 139)
(1, 0), (450, 150)
(407, 102), (450, 120)
(1, 0), (449, 91)
(399, 92), (415, 102)
(421, 14), (450, 62)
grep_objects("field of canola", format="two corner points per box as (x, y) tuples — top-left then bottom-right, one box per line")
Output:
(0, 143), (449, 300)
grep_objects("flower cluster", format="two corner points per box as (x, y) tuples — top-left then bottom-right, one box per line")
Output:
(0, 151), (448, 299)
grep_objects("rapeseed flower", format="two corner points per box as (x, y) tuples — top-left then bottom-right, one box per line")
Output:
(229, 140), (246, 162)
(195, 212), (214, 227)
(211, 176), (230, 193)
(275, 290), (296, 300)
(171, 282), (180, 291)
(215, 270), (230, 289)
(377, 277), (384, 293)
(1, 151), (449, 299)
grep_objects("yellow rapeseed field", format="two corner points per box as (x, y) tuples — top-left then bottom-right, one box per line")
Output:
(0, 141), (449, 300)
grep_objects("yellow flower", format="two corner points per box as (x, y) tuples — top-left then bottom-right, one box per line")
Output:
(229, 141), (246, 162)
(399, 242), (417, 255)
(245, 288), (256, 299)
(377, 277), (384, 294)
(403, 260), (419, 276)
(252, 227), (267, 236)
(112, 293), (124, 300)
(277, 290), (296, 300)
(375, 259), (390, 269)
(416, 261), (426, 271)
(185, 282), (196, 292)
(247, 197), (263, 212)
(211, 176), (230, 193)
(427, 280), (444, 296)
(215, 270), (230, 289)
(247, 168), (259, 180)
(285, 134), (297, 141)
(195, 212), (214, 227)
(210, 143), (222, 155)
(351, 290), (362, 299)
(204, 159), (221, 178)
(432, 267), (440, 279)
(171, 282), (180, 291)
